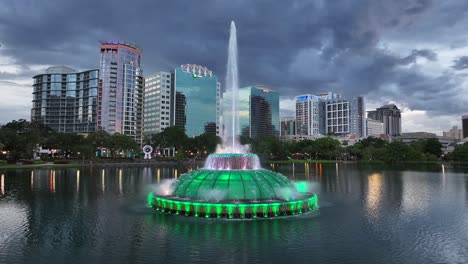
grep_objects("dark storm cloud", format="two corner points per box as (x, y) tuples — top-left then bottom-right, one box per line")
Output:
(452, 56), (468, 70)
(1, 0), (468, 123)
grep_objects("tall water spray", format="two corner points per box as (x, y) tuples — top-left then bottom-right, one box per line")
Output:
(221, 21), (243, 153)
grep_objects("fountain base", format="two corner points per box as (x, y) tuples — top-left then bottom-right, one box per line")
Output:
(148, 192), (318, 219)
(148, 154), (318, 219)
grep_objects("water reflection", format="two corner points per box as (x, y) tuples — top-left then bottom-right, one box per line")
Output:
(76, 170), (80, 192)
(101, 169), (105, 193)
(366, 173), (383, 219)
(0, 164), (467, 264)
(1, 174), (4, 195)
(49, 170), (55, 193)
(119, 169), (123, 194)
(31, 171), (34, 190)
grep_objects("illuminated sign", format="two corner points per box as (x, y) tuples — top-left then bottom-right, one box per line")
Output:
(296, 95), (310, 101)
(100, 40), (129, 45)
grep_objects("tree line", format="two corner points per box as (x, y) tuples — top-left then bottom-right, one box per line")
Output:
(0, 119), (467, 162)
(0, 120), (221, 161)
(253, 136), (468, 162)
(0, 119), (139, 160)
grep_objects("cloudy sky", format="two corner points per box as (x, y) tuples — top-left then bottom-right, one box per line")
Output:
(1, 0), (468, 134)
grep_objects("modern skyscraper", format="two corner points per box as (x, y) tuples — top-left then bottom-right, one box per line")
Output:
(173, 64), (220, 137)
(463, 115), (468, 139)
(143, 72), (172, 137)
(31, 66), (98, 133)
(295, 95), (320, 136)
(367, 104), (401, 137)
(97, 40), (143, 142)
(280, 117), (296, 136)
(224, 85), (279, 138)
(350, 96), (366, 138)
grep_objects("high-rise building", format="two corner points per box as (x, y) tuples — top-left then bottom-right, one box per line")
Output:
(366, 118), (384, 138)
(368, 104), (401, 137)
(442, 126), (463, 141)
(31, 66), (98, 133)
(173, 64), (220, 137)
(97, 40), (143, 142)
(350, 96), (366, 138)
(292, 92), (366, 138)
(280, 117), (296, 136)
(143, 72), (172, 137)
(224, 85), (279, 138)
(322, 94), (366, 138)
(316, 92), (341, 135)
(295, 95), (320, 136)
(463, 115), (468, 139)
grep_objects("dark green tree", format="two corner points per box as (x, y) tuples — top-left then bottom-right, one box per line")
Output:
(423, 138), (443, 158)
(109, 133), (139, 158)
(151, 126), (188, 155)
(448, 143), (468, 161)
(0, 119), (52, 159)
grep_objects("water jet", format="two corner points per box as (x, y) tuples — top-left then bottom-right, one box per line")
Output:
(148, 21), (318, 219)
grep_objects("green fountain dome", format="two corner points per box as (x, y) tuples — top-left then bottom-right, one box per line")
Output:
(148, 153), (318, 219)
(172, 169), (298, 202)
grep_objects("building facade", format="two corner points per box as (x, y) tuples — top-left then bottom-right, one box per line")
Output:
(292, 92), (366, 138)
(350, 97), (366, 138)
(97, 40), (143, 142)
(224, 85), (279, 139)
(443, 126), (463, 141)
(368, 104), (401, 137)
(173, 64), (220, 137)
(280, 117), (296, 136)
(322, 94), (366, 138)
(463, 115), (468, 139)
(295, 95), (320, 136)
(31, 66), (98, 133)
(143, 72), (172, 137)
(366, 118), (384, 138)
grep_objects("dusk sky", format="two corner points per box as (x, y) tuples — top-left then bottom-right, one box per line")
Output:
(1, 0), (468, 134)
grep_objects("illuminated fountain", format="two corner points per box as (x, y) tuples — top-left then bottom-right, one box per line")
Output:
(147, 21), (318, 219)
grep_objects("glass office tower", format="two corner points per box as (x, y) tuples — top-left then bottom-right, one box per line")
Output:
(224, 85), (279, 139)
(98, 40), (143, 142)
(31, 66), (98, 133)
(173, 64), (219, 137)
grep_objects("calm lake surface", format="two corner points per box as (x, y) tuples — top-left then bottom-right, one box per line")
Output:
(1, 163), (468, 264)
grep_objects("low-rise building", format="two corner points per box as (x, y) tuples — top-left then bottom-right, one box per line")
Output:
(366, 118), (384, 138)
(398, 132), (456, 154)
(443, 126), (463, 141)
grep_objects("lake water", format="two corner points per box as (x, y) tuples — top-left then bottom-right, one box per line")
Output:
(1, 163), (467, 264)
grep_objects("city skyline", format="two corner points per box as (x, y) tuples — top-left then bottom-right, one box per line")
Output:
(1, 1), (468, 135)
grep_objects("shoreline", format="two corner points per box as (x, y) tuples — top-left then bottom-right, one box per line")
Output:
(0, 160), (204, 170)
(269, 160), (468, 165)
(2, 159), (467, 170)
